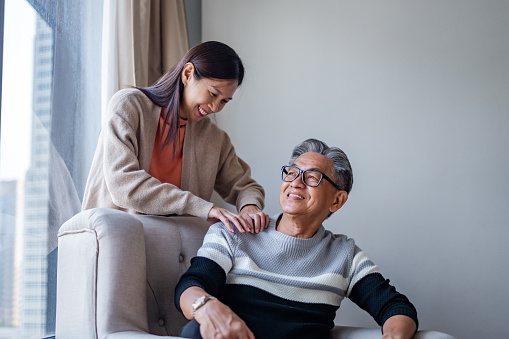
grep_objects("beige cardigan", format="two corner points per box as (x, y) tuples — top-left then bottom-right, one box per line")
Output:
(82, 88), (265, 220)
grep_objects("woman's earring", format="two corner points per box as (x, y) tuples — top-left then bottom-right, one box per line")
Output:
(183, 82), (186, 87)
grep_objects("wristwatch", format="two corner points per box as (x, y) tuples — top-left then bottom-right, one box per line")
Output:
(191, 295), (217, 319)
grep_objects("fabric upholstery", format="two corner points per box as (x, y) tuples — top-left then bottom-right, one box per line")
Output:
(331, 326), (455, 339)
(56, 208), (455, 339)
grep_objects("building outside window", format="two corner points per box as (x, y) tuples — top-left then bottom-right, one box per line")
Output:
(0, 0), (103, 338)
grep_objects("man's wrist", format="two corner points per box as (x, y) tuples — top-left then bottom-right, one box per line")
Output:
(191, 294), (217, 319)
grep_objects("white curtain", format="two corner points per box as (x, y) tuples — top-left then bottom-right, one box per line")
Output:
(101, 0), (189, 125)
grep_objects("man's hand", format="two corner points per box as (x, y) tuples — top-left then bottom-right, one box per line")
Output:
(180, 287), (254, 339)
(195, 299), (255, 339)
(382, 315), (417, 339)
(208, 206), (253, 233)
(239, 205), (269, 233)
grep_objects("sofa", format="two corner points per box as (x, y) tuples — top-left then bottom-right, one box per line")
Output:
(55, 208), (455, 339)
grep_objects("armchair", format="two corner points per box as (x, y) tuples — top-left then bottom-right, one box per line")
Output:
(56, 208), (454, 339)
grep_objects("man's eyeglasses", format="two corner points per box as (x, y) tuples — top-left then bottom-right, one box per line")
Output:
(281, 165), (342, 191)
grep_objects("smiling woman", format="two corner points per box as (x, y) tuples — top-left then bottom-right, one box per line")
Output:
(82, 41), (270, 234)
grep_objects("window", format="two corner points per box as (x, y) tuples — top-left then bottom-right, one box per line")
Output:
(0, 0), (103, 338)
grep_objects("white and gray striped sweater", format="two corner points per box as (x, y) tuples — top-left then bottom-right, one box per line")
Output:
(176, 214), (417, 338)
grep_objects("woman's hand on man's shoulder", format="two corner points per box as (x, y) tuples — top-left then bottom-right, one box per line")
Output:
(239, 204), (270, 233)
(207, 205), (269, 234)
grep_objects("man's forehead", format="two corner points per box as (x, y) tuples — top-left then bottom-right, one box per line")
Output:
(293, 152), (333, 171)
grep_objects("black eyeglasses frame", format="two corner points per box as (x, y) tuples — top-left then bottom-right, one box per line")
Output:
(281, 165), (342, 191)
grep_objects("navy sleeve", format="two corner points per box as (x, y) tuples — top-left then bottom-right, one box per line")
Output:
(349, 272), (418, 330)
(174, 256), (227, 313)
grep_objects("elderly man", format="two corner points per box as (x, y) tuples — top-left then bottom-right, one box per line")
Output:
(175, 138), (418, 339)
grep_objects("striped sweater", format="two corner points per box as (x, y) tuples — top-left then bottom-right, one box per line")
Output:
(175, 214), (418, 338)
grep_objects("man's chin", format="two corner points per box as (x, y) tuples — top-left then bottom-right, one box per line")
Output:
(280, 208), (303, 218)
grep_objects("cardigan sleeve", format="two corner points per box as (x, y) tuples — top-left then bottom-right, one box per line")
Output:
(212, 131), (265, 212)
(100, 90), (213, 217)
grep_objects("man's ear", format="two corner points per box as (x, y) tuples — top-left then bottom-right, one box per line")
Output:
(181, 62), (195, 84)
(329, 191), (348, 214)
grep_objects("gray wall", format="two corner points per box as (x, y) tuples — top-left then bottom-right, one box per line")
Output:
(203, 1), (509, 339)
(184, 0), (201, 48)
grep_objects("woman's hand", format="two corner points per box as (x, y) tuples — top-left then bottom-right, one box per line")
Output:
(208, 206), (253, 233)
(196, 299), (255, 339)
(239, 205), (269, 233)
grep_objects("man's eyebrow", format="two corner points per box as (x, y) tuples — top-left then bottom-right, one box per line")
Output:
(291, 164), (323, 172)
(306, 167), (323, 172)
(211, 85), (233, 100)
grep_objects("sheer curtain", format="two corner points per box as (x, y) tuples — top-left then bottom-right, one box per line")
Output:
(21, 0), (103, 336)
(101, 0), (189, 124)
(16, 0), (189, 336)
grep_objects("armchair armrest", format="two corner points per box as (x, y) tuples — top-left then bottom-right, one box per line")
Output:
(56, 208), (149, 338)
(331, 326), (456, 338)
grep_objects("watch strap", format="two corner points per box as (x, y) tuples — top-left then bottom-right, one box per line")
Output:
(191, 295), (217, 319)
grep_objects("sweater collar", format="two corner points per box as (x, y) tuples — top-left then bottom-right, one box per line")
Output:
(270, 213), (326, 251)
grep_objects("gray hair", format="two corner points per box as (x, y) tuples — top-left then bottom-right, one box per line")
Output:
(289, 138), (353, 194)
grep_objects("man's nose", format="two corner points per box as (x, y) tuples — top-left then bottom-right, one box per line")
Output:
(290, 173), (305, 187)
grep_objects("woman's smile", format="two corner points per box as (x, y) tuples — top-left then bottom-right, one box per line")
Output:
(198, 106), (209, 117)
(180, 75), (238, 121)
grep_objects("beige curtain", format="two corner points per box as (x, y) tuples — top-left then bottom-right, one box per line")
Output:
(101, 0), (189, 124)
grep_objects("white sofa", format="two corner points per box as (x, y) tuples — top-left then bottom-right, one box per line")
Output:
(55, 208), (454, 339)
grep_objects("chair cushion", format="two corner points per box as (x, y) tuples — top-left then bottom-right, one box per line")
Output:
(132, 214), (209, 336)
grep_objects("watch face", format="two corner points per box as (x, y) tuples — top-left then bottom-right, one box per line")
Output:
(193, 295), (206, 309)
(192, 295), (217, 319)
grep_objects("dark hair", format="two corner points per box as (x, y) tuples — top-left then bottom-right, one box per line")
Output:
(138, 41), (244, 155)
(289, 138), (353, 194)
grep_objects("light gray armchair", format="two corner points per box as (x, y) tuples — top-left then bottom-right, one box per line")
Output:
(56, 208), (454, 339)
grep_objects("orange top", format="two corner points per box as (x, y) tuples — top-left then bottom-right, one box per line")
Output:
(148, 108), (187, 188)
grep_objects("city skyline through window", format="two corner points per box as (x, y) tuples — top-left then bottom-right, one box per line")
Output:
(1, 1), (53, 337)
(0, 0), (103, 337)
